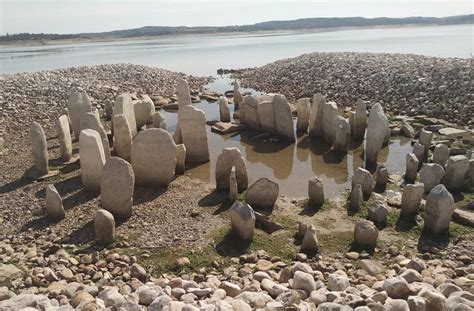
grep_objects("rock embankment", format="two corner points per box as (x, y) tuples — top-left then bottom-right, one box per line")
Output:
(234, 52), (473, 126)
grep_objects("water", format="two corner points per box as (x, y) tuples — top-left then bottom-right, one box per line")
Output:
(1, 24), (472, 75)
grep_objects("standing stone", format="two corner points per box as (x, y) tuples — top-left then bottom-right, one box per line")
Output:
(257, 101), (276, 134)
(301, 224), (319, 254)
(219, 96), (231, 122)
(351, 168), (374, 199)
(229, 202), (255, 241)
(401, 183), (425, 216)
(113, 114), (132, 162)
(443, 155), (470, 191)
(375, 165), (389, 188)
(29, 122), (49, 175)
(368, 201), (389, 224)
(233, 80), (243, 110)
(433, 144), (449, 168)
(67, 91), (92, 140)
(134, 97), (154, 128)
(352, 99), (367, 139)
(45, 184), (65, 220)
(334, 116), (351, 152)
(354, 219), (379, 249)
(424, 185), (455, 234)
(177, 79), (192, 108)
(405, 153), (419, 183)
(308, 177), (324, 207)
(114, 93), (137, 137)
(349, 184), (363, 210)
(469, 159), (474, 186)
(95, 209), (115, 245)
(179, 105), (209, 163)
(419, 164), (445, 193)
(55, 116), (73, 162)
(104, 99), (114, 120)
(79, 129), (106, 192)
(296, 98), (310, 133)
(273, 95), (295, 142)
(245, 178), (279, 210)
(308, 93), (325, 138)
(175, 144), (186, 175)
(153, 112), (167, 130)
(365, 103), (389, 164)
(419, 129), (433, 156)
(60, 107), (73, 134)
(229, 167), (238, 203)
(413, 143), (425, 163)
(322, 101), (338, 144)
(80, 112), (110, 160)
(215, 148), (248, 192)
(101, 157), (135, 220)
(131, 129), (177, 187)
(243, 96), (260, 131)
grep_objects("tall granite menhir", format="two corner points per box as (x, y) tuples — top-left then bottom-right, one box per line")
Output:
(67, 91), (92, 140)
(178, 105), (210, 163)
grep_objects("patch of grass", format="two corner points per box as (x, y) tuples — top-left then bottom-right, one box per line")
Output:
(318, 231), (354, 254)
(449, 223), (471, 239)
(385, 210), (400, 228)
(455, 191), (474, 210)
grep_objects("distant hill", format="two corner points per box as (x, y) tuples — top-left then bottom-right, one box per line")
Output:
(1, 14), (472, 42)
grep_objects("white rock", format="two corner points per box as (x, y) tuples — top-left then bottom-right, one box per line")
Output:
(400, 183), (425, 216)
(296, 98), (310, 132)
(79, 129), (106, 192)
(67, 91), (92, 140)
(273, 94), (295, 142)
(56, 115), (73, 162)
(328, 274), (350, 291)
(420, 163), (445, 193)
(178, 105), (209, 163)
(424, 184), (455, 234)
(308, 93), (325, 138)
(215, 147), (248, 192)
(177, 79), (192, 108)
(365, 103), (389, 163)
(383, 276), (410, 299)
(80, 112), (110, 160)
(29, 122), (49, 175)
(134, 96), (154, 128)
(218, 96), (231, 122)
(322, 101), (338, 144)
(95, 210), (115, 245)
(45, 184), (65, 220)
(114, 93), (137, 138)
(113, 114), (132, 162)
(301, 224), (319, 254)
(292, 271), (315, 294)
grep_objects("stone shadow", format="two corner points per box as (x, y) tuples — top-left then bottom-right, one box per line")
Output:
(20, 215), (55, 232)
(61, 220), (95, 245)
(0, 169), (35, 194)
(133, 186), (166, 205)
(299, 201), (324, 217)
(215, 229), (252, 257)
(323, 149), (346, 165)
(198, 189), (228, 207)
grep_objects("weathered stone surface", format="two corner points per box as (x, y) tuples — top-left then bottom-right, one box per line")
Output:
(134, 96), (154, 128)
(400, 183), (425, 216)
(229, 167), (237, 203)
(375, 165), (389, 188)
(101, 157), (135, 220)
(179, 105), (209, 163)
(114, 93), (137, 137)
(401, 120), (416, 138)
(104, 99), (114, 120)
(60, 107), (73, 134)
(211, 122), (243, 135)
(0, 264), (24, 287)
(365, 103), (389, 163)
(95, 209), (115, 245)
(56, 115), (73, 162)
(413, 143), (425, 163)
(359, 259), (386, 276)
(334, 116), (351, 152)
(67, 91), (92, 140)
(113, 114), (132, 162)
(328, 274), (350, 291)
(383, 277), (410, 299)
(354, 219), (378, 248)
(245, 178), (279, 210)
(30, 122), (49, 175)
(405, 153), (419, 183)
(131, 129), (177, 188)
(419, 129), (433, 155)
(175, 144), (186, 175)
(308, 176), (324, 206)
(296, 98), (310, 132)
(45, 184), (65, 220)
(353, 99), (367, 139)
(308, 93), (325, 138)
(219, 96), (231, 122)
(257, 100), (276, 134)
(233, 80), (244, 109)
(177, 79), (192, 108)
(273, 94), (295, 142)
(300, 224), (319, 254)
(420, 163), (445, 193)
(242, 95), (260, 131)
(153, 112), (167, 130)
(349, 184), (363, 210)
(79, 129), (106, 192)
(351, 167), (374, 198)
(433, 144), (449, 168)
(443, 155), (469, 191)
(322, 101), (338, 144)
(229, 202), (255, 240)
(368, 201), (389, 224)
(80, 112), (110, 159)
(452, 208), (474, 227)
(215, 147), (248, 192)
(468, 159), (474, 186)
(424, 184), (455, 234)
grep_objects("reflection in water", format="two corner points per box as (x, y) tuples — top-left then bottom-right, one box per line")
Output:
(160, 76), (412, 198)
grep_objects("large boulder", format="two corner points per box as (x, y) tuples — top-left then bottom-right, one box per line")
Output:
(354, 219), (378, 248)
(296, 98), (310, 133)
(114, 93), (137, 137)
(322, 101), (338, 144)
(80, 112), (110, 160)
(400, 183), (425, 216)
(383, 277), (410, 299)
(131, 129), (177, 188)
(178, 105), (209, 163)
(56, 115), (73, 162)
(273, 94), (295, 142)
(67, 91), (92, 140)
(219, 96), (231, 122)
(444, 155), (469, 191)
(308, 176), (324, 206)
(245, 178), (279, 210)
(419, 163), (445, 193)
(229, 202), (255, 240)
(365, 103), (389, 163)
(79, 129), (106, 192)
(308, 93), (325, 138)
(334, 116), (351, 152)
(29, 122), (49, 175)
(351, 167), (374, 199)
(95, 209), (115, 245)
(215, 147), (248, 192)
(424, 184), (455, 234)
(45, 184), (65, 220)
(113, 114), (133, 162)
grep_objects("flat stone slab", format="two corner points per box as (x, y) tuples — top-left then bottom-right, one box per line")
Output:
(27, 169), (60, 180)
(162, 103), (179, 110)
(452, 209), (474, 227)
(438, 127), (468, 137)
(211, 122), (244, 134)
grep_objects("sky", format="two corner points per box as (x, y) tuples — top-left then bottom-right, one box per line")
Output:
(0, 0), (472, 35)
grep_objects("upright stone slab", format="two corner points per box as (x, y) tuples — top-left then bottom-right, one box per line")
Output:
(55, 115), (73, 162)
(95, 209), (115, 245)
(334, 116), (351, 152)
(175, 144), (186, 175)
(79, 129), (106, 192)
(80, 112), (110, 160)
(444, 155), (470, 191)
(131, 129), (177, 187)
(29, 122), (49, 175)
(60, 107), (73, 134)
(45, 184), (65, 220)
(322, 101), (338, 144)
(67, 91), (92, 140)
(229, 167), (238, 203)
(219, 96), (231, 122)
(351, 167), (374, 199)
(354, 219), (378, 249)
(419, 164), (445, 193)
(405, 153), (419, 183)
(424, 185), (455, 234)
(134, 96), (154, 128)
(104, 99), (114, 120)
(296, 98), (310, 133)
(114, 93), (137, 137)
(413, 143), (425, 163)
(349, 184), (363, 210)
(179, 105), (209, 163)
(368, 201), (389, 224)
(273, 95), (295, 142)
(419, 129), (433, 156)
(113, 114), (132, 162)
(401, 183), (425, 216)
(153, 112), (167, 130)
(308, 177), (324, 207)
(101, 157), (135, 220)
(229, 202), (255, 241)
(352, 99), (367, 139)
(245, 178), (279, 210)
(215, 148), (248, 192)
(243, 96), (260, 131)
(365, 103), (389, 164)
(308, 93), (325, 138)
(469, 159), (474, 186)
(257, 101), (276, 134)
(433, 144), (449, 168)
(233, 80), (244, 110)
(301, 224), (319, 254)
(375, 165), (389, 188)
(177, 79), (192, 108)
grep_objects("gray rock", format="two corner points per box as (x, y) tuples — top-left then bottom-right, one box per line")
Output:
(95, 209), (115, 244)
(56, 115), (73, 162)
(175, 144), (186, 175)
(384, 299), (410, 311)
(352, 167), (374, 198)
(80, 112), (110, 160)
(419, 129), (433, 155)
(292, 271), (315, 294)
(177, 79), (192, 108)
(45, 184), (65, 220)
(308, 93), (325, 138)
(219, 96), (231, 122)
(233, 80), (244, 109)
(368, 201), (389, 224)
(134, 96), (154, 128)
(178, 105), (209, 163)
(79, 129), (106, 192)
(365, 103), (389, 163)
(405, 153), (419, 183)
(242, 95), (260, 130)
(300, 224), (319, 254)
(354, 219), (378, 248)
(153, 112), (167, 130)
(308, 176), (325, 206)
(257, 100), (277, 134)
(419, 289), (449, 311)
(444, 155), (469, 191)
(245, 178), (279, 210)
(328, 274), (350, 291)
(359, 259), (385, 276)
(229, 202), (255, 241)
(114, 93), (137, 138)
(0, 264), (24, 287)
(334, 116), (351, 152)
(383, 276), (410, 299)
(229, 167), (238, 203)
(352, 99), (367, 139)
(400, 183), (425, 216)
(29, 122), (49, 175)
(273, 94), (295, 142)
(424, 184), (455, 234)
(349, 184), (363, 210)
(433, 144), (449, 168)
(413, 143), (425, 163)
(420, 163), (445, 193)
(113, 114), (132, 162)
(67, 91), (93, 140)
(322, 101), (338, 144)
(234, 291), (272, 308)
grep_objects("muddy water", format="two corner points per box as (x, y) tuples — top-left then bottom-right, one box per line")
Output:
(160, 76), (412, 198)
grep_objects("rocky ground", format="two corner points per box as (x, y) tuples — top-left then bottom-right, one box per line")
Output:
(233, 52), (473, 126)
